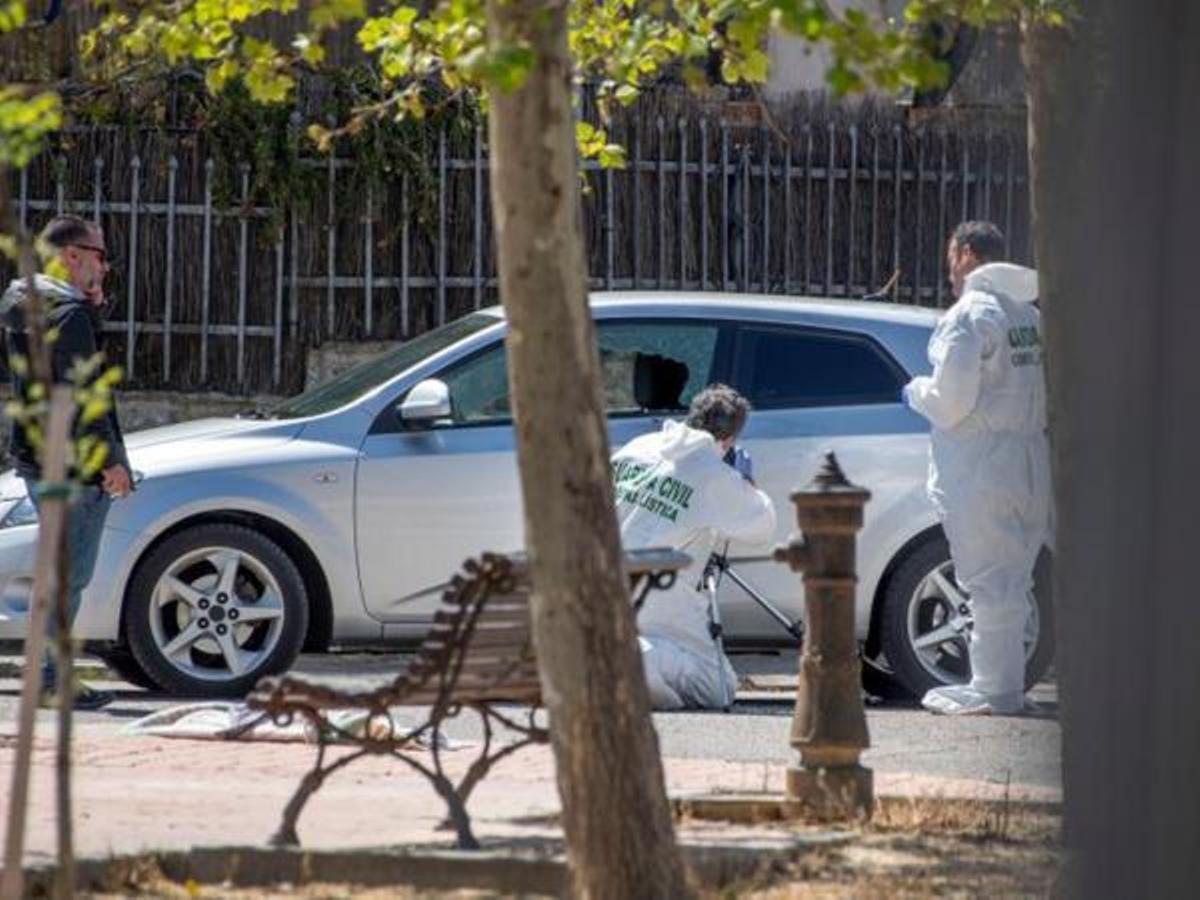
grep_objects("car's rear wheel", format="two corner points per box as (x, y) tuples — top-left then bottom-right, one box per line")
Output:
(876, 535), (1054, 699)
(124, 523), (308, 698)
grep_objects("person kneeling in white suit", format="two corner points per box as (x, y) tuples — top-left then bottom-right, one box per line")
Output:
(612, 384), (776, 710)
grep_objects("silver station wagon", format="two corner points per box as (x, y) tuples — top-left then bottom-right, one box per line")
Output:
(0, 293), (1053, 698)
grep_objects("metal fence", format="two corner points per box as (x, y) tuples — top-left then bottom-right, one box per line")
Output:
(3, 99), (1030, 396)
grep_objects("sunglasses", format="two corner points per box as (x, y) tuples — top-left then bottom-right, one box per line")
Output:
(70, 243), (110, 265)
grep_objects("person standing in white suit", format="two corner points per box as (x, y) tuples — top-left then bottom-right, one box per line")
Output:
(903, 221), (1052, 716)
(612, 384), (775, 710)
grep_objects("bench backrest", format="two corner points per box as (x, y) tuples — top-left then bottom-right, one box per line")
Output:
(250, 547), (687, 718)
(246, 552), (540, 718)
(403, 556), (540, 710)
(402, 553), (541, 707)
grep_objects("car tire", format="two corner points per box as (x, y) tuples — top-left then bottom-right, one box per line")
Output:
(124, 523), (308, 698)
(860, 656), (917, 703)
(93, 645), (160, 691)
(878, 534), (1054, 699)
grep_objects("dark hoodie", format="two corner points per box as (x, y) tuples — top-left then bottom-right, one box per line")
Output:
(1, 274), (128, 484)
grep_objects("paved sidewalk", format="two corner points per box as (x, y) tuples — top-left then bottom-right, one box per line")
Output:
(0, 651), (1061, 871)
(0, 726), (1059, 871)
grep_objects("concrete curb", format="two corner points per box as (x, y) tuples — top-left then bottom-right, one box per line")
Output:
(21, 836), (845, 897)
(675, 790), (1063, 826)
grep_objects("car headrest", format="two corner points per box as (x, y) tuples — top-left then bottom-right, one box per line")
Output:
(633, 353), (689, 411)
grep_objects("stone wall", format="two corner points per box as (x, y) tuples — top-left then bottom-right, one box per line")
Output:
(303, 341), (403, 392)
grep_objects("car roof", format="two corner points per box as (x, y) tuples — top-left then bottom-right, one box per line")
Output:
(477, 291), (942, 329)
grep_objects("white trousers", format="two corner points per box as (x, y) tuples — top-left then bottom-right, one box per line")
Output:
(932, 431), (1051, 703)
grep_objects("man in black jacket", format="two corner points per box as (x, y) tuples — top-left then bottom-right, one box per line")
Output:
(2, 215), (132, 709)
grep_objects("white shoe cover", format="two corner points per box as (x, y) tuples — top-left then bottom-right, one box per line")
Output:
(922, 684), (1028, 716)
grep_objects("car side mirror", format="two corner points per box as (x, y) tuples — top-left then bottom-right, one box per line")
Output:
(398, 379), (452, 425)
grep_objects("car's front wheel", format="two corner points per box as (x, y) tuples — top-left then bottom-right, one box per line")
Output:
(124, 523), (308, 697)
(876, 535), (1054, 699)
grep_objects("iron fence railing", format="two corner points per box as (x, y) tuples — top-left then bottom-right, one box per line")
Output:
(3, 104), (1030, 395)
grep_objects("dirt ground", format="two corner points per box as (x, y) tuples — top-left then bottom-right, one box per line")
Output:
(731, 800), (1061, 899)
(731, 826), (1059, 897)
(71, 803), (1061, 899)
(83, 888), (505, 899)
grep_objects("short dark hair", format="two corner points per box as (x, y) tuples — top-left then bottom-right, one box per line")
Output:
(950, 220), (1005, 262)
(686, 384), (750, 442)
(39, 215), (97, 250)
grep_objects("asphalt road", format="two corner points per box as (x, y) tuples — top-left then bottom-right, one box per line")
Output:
(0, 649), (1061, 792)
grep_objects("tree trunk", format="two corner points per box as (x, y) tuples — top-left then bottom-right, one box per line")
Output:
(482, 1), (690, 897)
(0, 174), (77, 900)
(1024, 3), (1200, 897)
(0, 388), (74, 900)
(54, 525), (75, 900)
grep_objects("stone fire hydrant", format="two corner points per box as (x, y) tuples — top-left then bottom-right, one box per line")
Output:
(773, 451), (873, 820)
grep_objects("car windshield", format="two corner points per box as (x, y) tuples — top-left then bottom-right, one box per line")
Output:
(267, 313), (499, 419)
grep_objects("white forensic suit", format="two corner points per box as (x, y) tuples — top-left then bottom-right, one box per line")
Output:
(612, 420), (776, 710)
(903, 263), (1052, 715)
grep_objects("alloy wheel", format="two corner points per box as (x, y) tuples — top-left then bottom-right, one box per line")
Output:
(905, 560), (1041, 687)
(148, 545), (287, 683)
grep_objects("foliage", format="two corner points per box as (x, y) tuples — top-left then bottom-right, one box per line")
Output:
(0, 2), (62, 168)
(194, 69), (479, 230)
(771, 0), (1073, 95)
(0, 88), (61, 169)
(4, 351), (124, 480)
(86, 1), (1070, 168)
(3, 0), (1073, 472)
(0, 0), (26, 32)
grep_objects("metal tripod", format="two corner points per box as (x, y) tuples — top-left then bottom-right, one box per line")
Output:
(704, 550), (805, 646)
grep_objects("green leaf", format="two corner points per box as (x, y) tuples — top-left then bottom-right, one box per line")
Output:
(311, 0), (366, 31)
(826, 63), (864, 96)
(307, 123), (333, 152)
(0, 88), (62, 168)
(575, 120), (604, 156)
(294, 33), (326, 65)
(205, 59), (240, 94)
(741, 48), (769, 83)
(720, 57), (737, 84)
(0, 0), (28, 33)
(77, 438), (110, 478)
(242, 45), (295, 104)
(615, 83), (639, 105)
(79, 396), (111, 426)
(597, 144), (627, 168)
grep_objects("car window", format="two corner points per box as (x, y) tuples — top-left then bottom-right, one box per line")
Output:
(732, 326), (903, 409)
(440, 341), (512, 423)
(435, 319), (721, 425)
(596, 322), (719, 414)
(269, 313), (498, 419)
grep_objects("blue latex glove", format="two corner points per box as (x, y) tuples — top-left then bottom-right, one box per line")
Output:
(727, 446), (754, 483)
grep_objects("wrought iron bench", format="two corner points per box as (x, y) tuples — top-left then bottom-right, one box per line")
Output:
(246, 547), (689, 850)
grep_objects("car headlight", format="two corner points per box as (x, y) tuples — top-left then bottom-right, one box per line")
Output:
(0, 495), (38, 529)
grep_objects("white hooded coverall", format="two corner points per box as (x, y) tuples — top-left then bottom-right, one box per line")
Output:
(903, 263), (1052, 715)
(613, 420), (776, 710)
